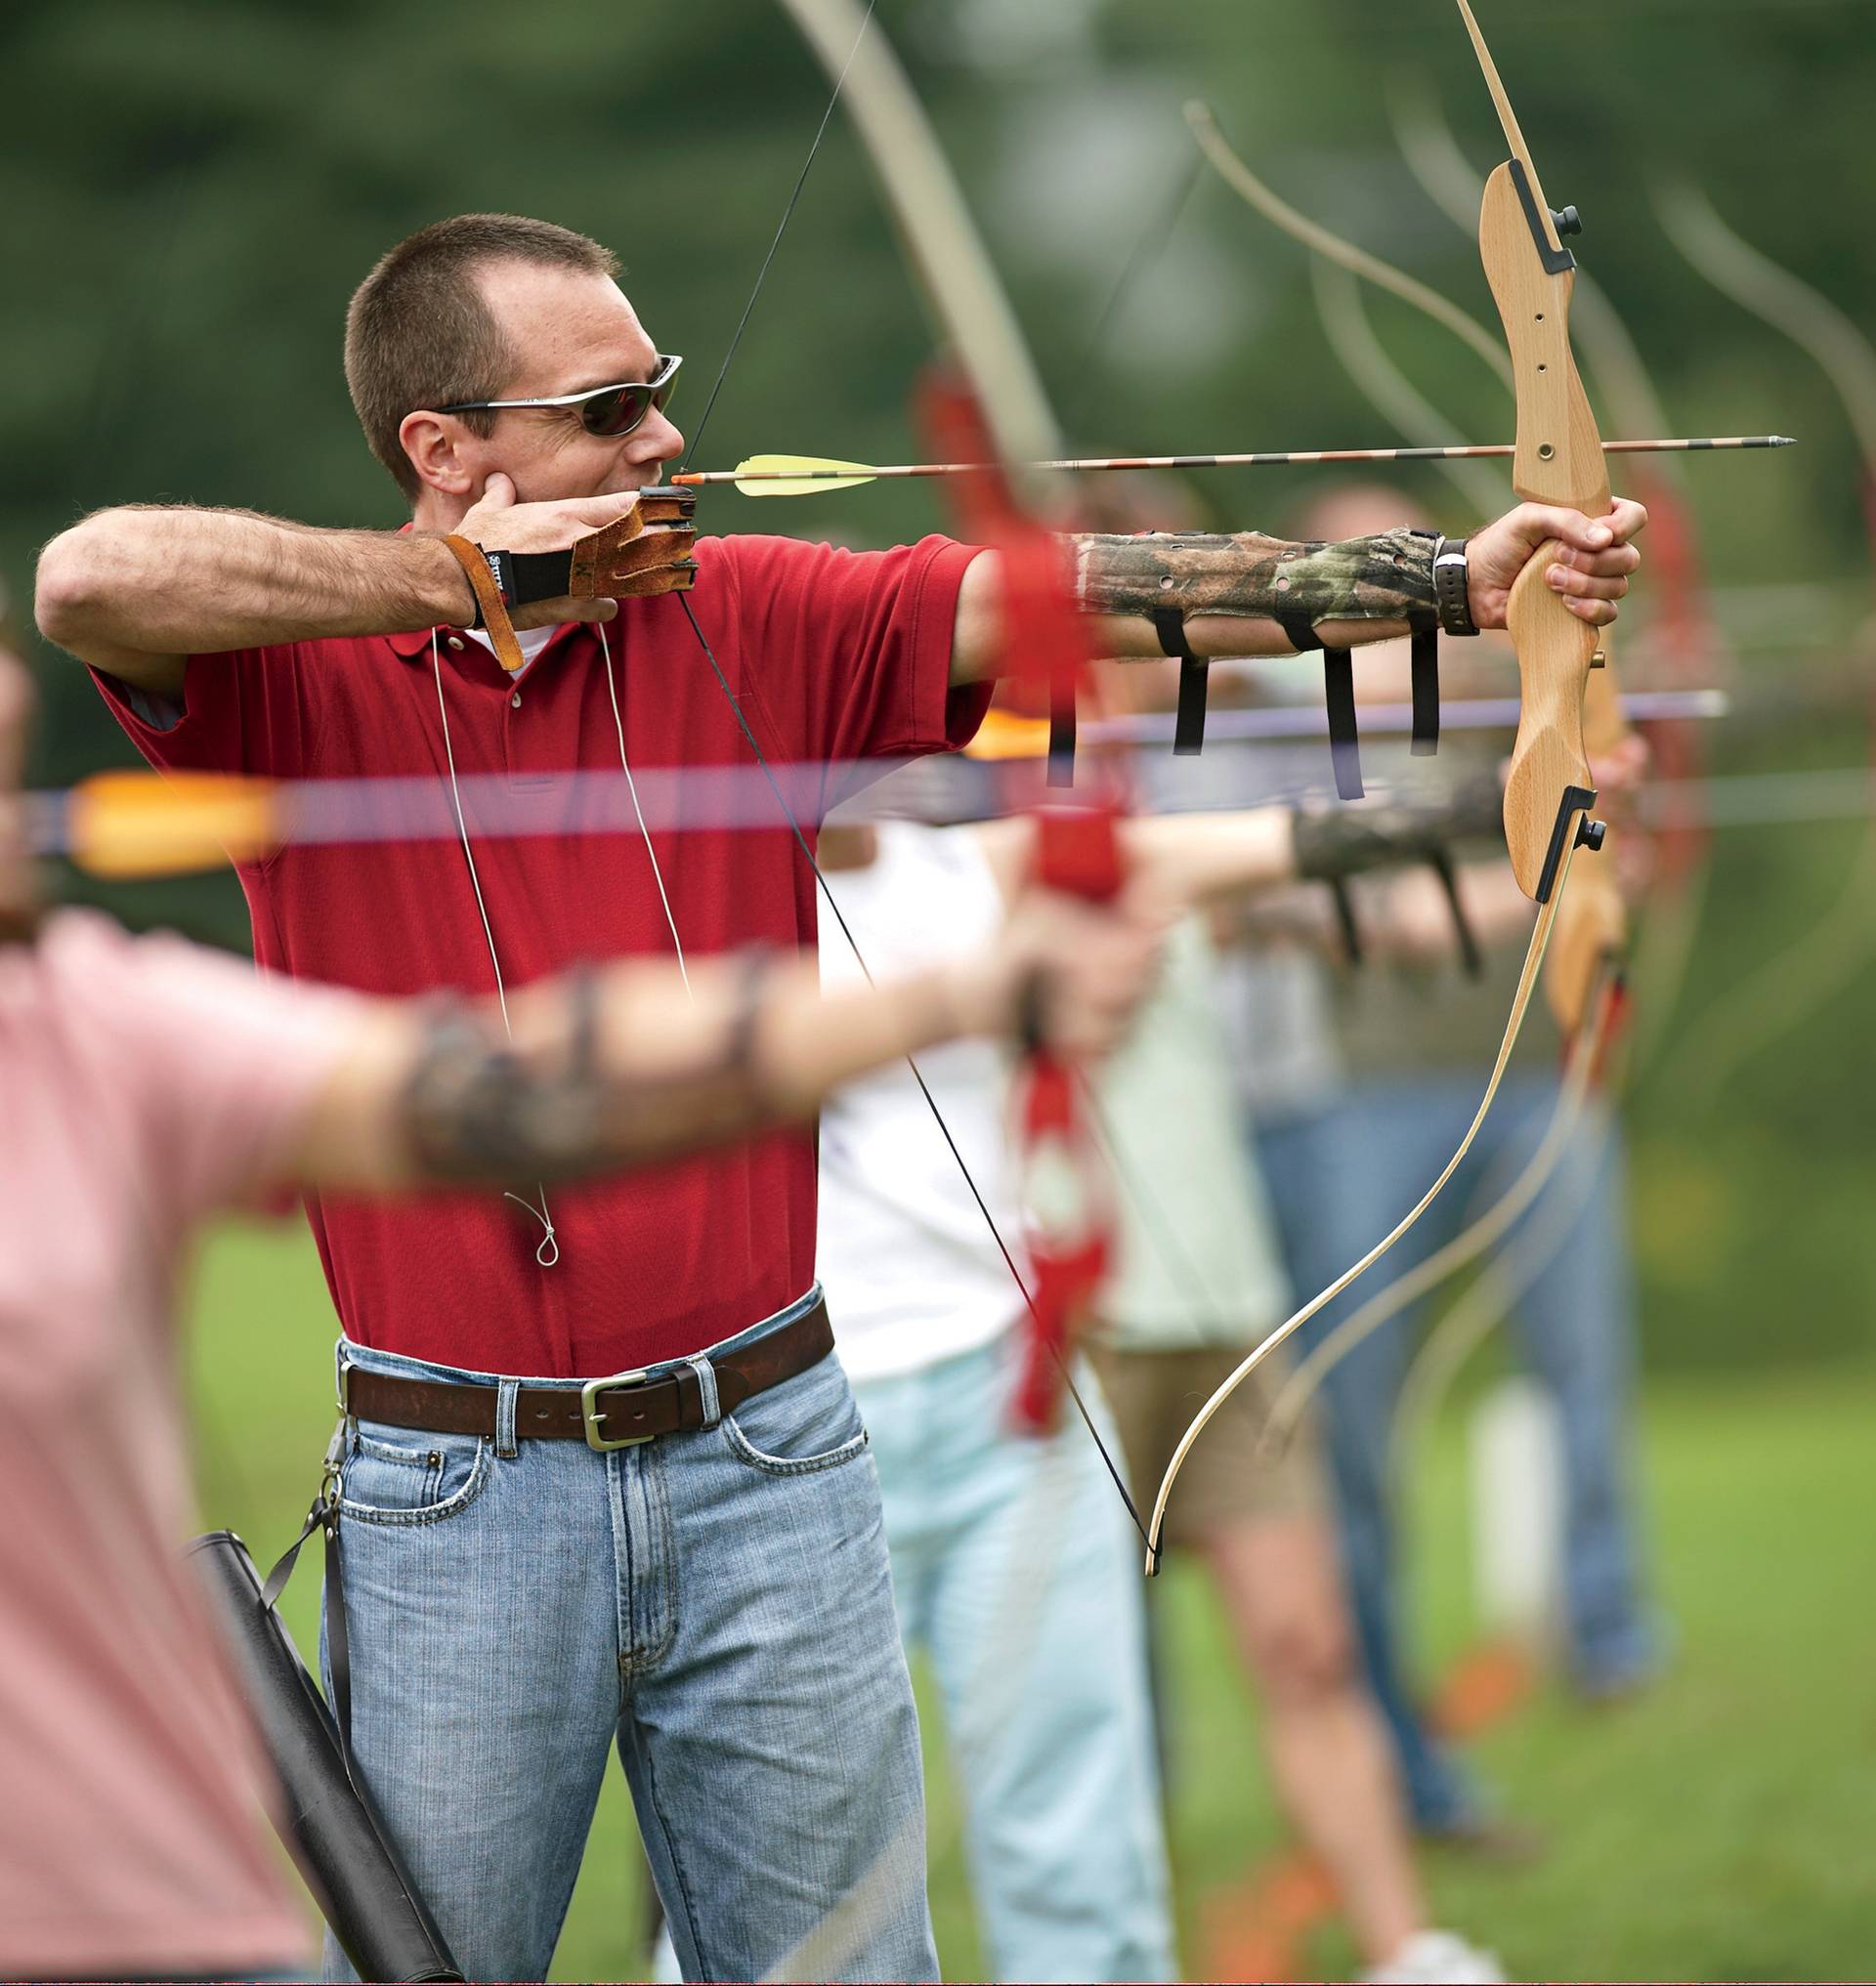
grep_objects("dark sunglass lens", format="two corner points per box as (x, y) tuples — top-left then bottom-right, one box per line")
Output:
(581, 384), (650, 437)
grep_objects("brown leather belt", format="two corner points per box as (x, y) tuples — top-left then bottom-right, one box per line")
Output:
(341, 1297), (832, 1453)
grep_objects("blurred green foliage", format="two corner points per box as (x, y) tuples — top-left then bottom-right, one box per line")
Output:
(9, 0), (1876, 1373)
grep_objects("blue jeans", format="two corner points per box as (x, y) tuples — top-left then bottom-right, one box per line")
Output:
(320, 1288), (938, 1984)
(857, 1331), (1175, 1984)
(1257, 1078), (1659, 1832)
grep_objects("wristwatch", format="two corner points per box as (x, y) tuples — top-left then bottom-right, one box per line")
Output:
(1432, 535), (1479, 638)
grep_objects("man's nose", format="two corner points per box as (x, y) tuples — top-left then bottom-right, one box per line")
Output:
(632, 407), (685, 469)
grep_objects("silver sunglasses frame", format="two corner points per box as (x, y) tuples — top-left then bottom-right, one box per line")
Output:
(438, 354), (682, 433)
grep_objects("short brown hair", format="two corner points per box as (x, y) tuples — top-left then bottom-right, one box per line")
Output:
(344, 214), (619, 500)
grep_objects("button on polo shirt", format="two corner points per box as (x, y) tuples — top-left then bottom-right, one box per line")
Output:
(94, 530), (988, 1373)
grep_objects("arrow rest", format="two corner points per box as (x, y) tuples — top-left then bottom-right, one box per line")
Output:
(1535, 783), (1603, 904)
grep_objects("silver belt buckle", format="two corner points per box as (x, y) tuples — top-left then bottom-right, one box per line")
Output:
(580, 1368), (655, 1451)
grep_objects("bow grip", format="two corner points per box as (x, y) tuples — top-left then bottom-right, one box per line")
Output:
(1501, 547), (1601, 899)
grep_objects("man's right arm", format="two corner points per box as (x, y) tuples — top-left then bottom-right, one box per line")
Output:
(33, 506), (477, 696)
(33, 477), (637, 695)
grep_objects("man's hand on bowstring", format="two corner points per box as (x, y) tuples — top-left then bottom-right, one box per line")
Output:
(959, 888), (1168, 1062)
(1467, 495), (1649, 630)
(453, 473), (637, 628)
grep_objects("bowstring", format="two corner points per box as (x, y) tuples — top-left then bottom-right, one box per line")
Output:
(678, 599), (1150, 1544)
(667, 9), (1156, 1549)
(678, 0), (880, 476)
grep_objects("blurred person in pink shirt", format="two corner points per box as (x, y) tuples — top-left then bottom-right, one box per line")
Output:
(0, 629), (1161, 1981)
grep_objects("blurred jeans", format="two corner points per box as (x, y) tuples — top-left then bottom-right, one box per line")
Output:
(855, 1329), (1176, 1984)
(1256, 1076), (1659, 1832)
(320, 1287), (937, 1984)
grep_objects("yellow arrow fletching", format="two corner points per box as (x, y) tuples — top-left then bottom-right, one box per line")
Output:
(731, 453), (878, 496)
(68, 771), (280, 878)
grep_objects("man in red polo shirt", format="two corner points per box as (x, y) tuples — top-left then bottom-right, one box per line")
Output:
(38, 212), (1643, 1981)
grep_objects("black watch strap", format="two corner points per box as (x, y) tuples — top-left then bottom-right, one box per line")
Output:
(1433, 536), (1479, 638)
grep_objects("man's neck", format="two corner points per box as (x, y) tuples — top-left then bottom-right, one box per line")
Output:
(410, 491), (470, 536)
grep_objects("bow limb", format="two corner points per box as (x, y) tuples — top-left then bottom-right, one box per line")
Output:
(775, 0), (1064, 471)
(762, 3), (1150, 1495)
(1256, 962), (1619, 1458)
(1143, 830), (1585, 1568)
(1388, 1052), (1616, 1492)
(1652, 180), (1876, 1100)
(1309, 260), (1514, 520)
(1185, 100), (1513, 393)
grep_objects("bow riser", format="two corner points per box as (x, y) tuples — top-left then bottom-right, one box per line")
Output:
(1477, 160), (1613, 901)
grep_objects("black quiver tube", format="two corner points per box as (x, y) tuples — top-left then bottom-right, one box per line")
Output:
(189, 1530), (464, 1984)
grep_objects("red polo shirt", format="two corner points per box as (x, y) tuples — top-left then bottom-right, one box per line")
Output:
(95, 529), (987, 1373)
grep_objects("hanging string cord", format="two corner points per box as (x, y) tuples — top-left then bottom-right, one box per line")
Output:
(431, 635), (560, 1268)
(665, 0), (1197, 1550)
(1065, 152), (1203, 430)
(598, 622), (693, 998)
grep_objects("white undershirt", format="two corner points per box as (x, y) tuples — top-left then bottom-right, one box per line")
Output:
(464, 623), (560, 676)
(816, 822), (1025, 1383)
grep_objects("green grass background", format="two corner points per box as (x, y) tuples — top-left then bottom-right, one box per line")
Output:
(185, 1221), (1874, 1984)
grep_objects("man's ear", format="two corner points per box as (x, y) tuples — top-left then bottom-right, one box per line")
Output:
(399, 410), (476, 499)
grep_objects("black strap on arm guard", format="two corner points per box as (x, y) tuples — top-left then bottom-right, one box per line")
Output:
(1410, 620), (1440, 759)
(1152, 606), (1211, 756)
(1047, 666), (1078, 789)
(1277, 609), (1362, 801)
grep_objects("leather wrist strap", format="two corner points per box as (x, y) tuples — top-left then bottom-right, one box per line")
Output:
(441, 534), (526, 674)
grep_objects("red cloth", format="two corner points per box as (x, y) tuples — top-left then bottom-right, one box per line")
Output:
(95, 530), (988, 1373)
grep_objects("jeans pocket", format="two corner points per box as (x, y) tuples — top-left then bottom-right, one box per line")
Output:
(721, 1352), (871, 1478)
(338, 1421), (491, 1526)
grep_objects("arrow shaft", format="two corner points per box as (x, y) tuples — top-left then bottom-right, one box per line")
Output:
(673, 435), (1792, 486)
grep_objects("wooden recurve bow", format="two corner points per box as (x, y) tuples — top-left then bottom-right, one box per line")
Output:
(1143, 0), (1624, 1573)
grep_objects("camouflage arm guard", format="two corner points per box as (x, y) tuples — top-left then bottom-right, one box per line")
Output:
(1289, 773), (1505, 881)
(1070, 526), (1438, 635)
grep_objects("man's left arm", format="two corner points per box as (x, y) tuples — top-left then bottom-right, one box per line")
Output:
(948, 497), (1646, 684)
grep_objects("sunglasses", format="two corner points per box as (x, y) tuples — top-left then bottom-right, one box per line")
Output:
(439, 353), (682, 439)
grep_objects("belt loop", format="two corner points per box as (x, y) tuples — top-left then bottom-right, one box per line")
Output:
(688, 1356), (721, 1430)
(496, 1379), (520, 1458)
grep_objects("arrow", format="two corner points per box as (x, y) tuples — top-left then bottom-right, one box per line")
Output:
(673, 436), (1793, 494)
